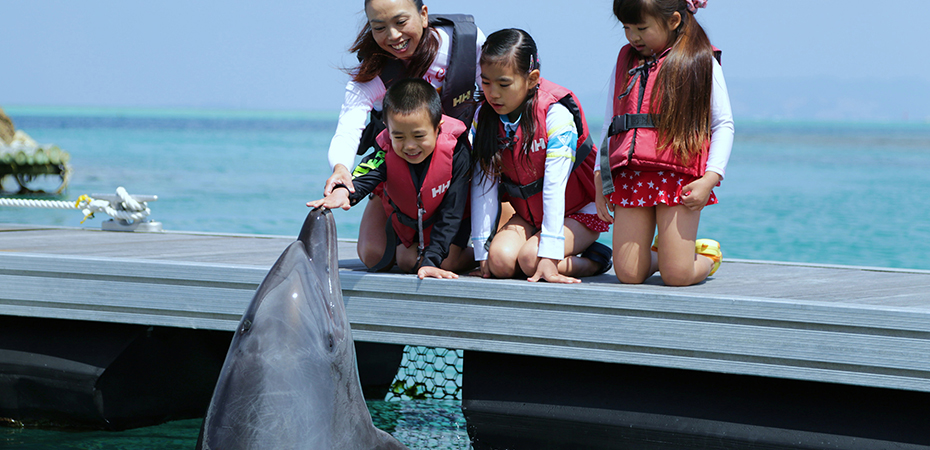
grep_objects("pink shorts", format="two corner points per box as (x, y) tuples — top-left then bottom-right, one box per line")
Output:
(567, 213), (611, 233)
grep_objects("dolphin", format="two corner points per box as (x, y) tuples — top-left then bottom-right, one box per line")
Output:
(198, 208), (408, 450)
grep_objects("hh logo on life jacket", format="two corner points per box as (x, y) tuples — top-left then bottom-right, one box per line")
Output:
(432, 180), (451, 198)
(531, 137), (546, 153)
(452, 90), (472, 107)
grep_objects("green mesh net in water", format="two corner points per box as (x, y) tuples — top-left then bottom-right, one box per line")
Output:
(387, 346), (463, 401)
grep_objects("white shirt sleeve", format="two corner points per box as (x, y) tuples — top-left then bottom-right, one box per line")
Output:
(706, 59), (734, 180)
(327, 78), (386, 171)
(537, 103), (576, 260)
(470, 168), (498, 262)
(469, 104), (498, 261)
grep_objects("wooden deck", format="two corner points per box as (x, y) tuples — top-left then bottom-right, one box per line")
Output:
(2, 223), (929, 394)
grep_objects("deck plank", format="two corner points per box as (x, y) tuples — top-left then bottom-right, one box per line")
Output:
(1, 225), (929, 393)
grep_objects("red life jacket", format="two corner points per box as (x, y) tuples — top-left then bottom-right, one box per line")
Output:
(604, 44), (720, 178)
(376, 115), (467, 248)
(495, 78), (596, 229)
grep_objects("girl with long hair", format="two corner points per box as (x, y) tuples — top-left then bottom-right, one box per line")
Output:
(596, 0), (734, 286)
(471, 29), (612, 284)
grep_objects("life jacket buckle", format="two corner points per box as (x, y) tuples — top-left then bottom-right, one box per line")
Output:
(608, 114), (655, 136)
(416, 194), (426, 267)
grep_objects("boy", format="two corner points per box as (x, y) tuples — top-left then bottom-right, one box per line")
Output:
(308, 78), (473, 279)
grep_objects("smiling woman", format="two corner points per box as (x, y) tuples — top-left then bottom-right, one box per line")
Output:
(353, 0), (434, 82)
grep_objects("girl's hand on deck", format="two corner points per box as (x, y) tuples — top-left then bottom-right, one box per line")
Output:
(594, 170), (615, 224)
(470, 260), (491, 278)
(528, 258), (581, 284)
(681, 172), (722, 212)
(306, 189), (351, 210)
(324, 164), (355, 196)
(418, 266), (459, 280)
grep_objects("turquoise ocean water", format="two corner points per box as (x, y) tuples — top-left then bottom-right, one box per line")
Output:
(2, 107), (930, 448)
(3, 107), (930, 270)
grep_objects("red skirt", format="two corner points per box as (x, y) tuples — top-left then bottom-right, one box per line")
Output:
(567, 213), (611, 233)
(609, 169), (717, 208)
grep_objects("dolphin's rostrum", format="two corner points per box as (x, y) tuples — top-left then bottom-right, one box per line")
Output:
(198, 208), (407, 449)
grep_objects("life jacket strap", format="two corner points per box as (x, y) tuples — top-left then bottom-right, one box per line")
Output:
(608, 113), (655, 136)
(415, 194), (426, 268)
(599, 133), (614, 196)
(388, 198), (440, 231)
(499, 177), (544, 200)
(430, 14), (479, 124)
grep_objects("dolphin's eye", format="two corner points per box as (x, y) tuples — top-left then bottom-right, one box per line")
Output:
(240, 319), (252, 333)
(327, 334), (335, 350)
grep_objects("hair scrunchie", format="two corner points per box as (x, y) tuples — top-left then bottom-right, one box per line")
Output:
(685, 0), (707, 13)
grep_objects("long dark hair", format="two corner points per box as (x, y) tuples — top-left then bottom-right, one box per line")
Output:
(348, 0), (440, 83)
(473, 28), (541, 183)
(614, 0), (714, 163)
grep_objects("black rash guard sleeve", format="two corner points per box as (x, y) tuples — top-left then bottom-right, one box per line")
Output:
(347, 151), (388, 206)
(420, 135), (472, 268)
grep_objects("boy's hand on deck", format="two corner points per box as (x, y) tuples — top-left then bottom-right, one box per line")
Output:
(324, 164), (355, 196)
(418, 266), (459, 280)
(528, 258), (581, 284)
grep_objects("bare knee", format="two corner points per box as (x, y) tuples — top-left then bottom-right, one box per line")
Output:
(357, 197), (387, 268)
(612, 247), (653, 284)
(393, 245), (419, 273)
(489, 258), (516, 278)
(488, 247), (520, 278)
(441, 245), (474, 273)
(516, 245), (540, 275)
(614, 265), (649, 284)
(658, 261), (695, 287)
(358, 240), (385, 268)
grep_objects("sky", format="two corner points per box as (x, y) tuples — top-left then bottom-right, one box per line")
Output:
(3, 0), (930, 122)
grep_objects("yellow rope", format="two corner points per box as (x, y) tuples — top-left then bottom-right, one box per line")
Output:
(74, 194), (95, 223)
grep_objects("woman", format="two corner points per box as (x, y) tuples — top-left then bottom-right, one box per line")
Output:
(322, 0), (484, 267)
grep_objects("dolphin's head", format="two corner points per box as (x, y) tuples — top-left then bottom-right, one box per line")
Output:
(200, 208), (406, 449)
(294, 207), (348, 356)
(298, 207), (339, 277)
(230, 207), (350, 376)
(201, 208), (353, 448)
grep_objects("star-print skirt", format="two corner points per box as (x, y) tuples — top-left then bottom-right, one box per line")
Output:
(609, 169), (717, 208)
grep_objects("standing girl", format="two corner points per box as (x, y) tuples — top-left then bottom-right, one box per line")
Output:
(471, 29), (612, 284)
(321, 0), (484, 267)
(596, 0), (734, 286)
